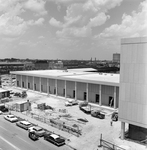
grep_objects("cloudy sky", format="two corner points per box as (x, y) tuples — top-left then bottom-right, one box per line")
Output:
(0, 0), (147, 60)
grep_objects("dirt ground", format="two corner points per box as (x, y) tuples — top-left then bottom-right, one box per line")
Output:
(1, 75), (147, 150)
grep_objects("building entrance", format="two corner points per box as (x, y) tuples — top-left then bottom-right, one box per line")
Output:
(84, 92), (87, 100)
(95, 94), (99, 103)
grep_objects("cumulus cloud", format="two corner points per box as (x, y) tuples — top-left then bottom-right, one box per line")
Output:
(49, 18), (63, 28)
(27, 18), (45, 26)
(56, 26), (91, 37)
(99, 0), (147, 38)
(49, 0), (123, 38)
(0, 13), (28, 36)
(24, 0), (47, 15)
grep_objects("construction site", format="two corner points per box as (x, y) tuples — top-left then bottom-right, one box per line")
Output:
(0, 73), (146, 150)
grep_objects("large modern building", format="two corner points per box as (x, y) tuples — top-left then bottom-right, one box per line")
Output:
(10, 37), (147, 143)
(119, 37), (147, 141)
(10, 68), (119, 109)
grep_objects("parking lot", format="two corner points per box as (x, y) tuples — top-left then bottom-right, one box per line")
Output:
(1, 75), (147, 150)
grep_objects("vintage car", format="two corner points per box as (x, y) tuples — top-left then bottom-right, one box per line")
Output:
(4, 115), (18, 122)
(28, 130), (39, 141)
(44, 132), (65, 146)
(91, 110), (105, 119)
(28, 126), (46, 137)
(65, 99), (78, 106)
(16, 121), (33, 130)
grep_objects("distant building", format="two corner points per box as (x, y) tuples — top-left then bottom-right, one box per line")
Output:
(0, 62), (24, 74)
(113, 53), (120, 63)
(24, 62), (35, 70)
(49, 61), (64, 69)
(34, 60), (49, 70)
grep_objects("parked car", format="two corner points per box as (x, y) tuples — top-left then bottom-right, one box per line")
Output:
(4, 115), (18, 122)
(79, 101), (88, 108)
(0, 111), (3, 115)
(65, 99), (78, 106)
(111, 112), (118, 121)
(28, 130), (39, 141)
(91, 110), (105, 119)
(0, 104), (8, 112)
(28, 126), (46, 137)
(44, 132), (65, 146)
(16, 121), (33, 130)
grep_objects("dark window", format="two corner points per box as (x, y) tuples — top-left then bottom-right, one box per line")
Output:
(22, 82), (24, 88)
(95, 94), (99, 103)
(84, 92), (87, 100)
(17, 81), (19, 87)
(34, 84), (36, 91)
(73, 90), (75, 98)
(54, 88), (56, 94)
(28, 83), (30, 89)
(63, 89), (65, 96)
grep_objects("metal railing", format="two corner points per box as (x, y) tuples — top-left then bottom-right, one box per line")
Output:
(98, 134), (126, 150)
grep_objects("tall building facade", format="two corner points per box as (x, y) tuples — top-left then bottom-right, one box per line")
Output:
(119, 37), (147, 141)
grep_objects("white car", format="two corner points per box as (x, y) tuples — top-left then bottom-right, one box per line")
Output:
(65, 99), (78, 106)
(0, 111), (3, 115)
(4, 115), (18, 122)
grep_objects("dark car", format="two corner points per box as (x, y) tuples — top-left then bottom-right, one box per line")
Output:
(91, 110), (105, 119)
(44, 132), (65, 146)
(16, 121), (33, 130)
(111, 112), (118, 121)
(28, 131), (39, 141)
(0, 104), (8, 112)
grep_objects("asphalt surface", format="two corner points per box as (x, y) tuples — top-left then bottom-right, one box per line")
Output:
(0, 115), (72, 150)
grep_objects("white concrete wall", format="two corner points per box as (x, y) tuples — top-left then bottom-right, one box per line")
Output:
(77, 82), (86, 101)
(57, 80), (65, 96)
(88, 83), (100, 103)
(17, 75), (21, 87)
(41, 78), (47, 93)
(34, 77), (40, 91)
(22, 75), (26, 88)
(49, 79), (56, 94)
(66, 81), (75, 98)
(28, 76), (33, 90)
(119, 37), (147, 128)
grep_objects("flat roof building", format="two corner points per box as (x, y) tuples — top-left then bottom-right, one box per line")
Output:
(10, 69), (119, 109)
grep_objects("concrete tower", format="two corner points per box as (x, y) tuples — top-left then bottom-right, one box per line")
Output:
(119, 37), (147, 141)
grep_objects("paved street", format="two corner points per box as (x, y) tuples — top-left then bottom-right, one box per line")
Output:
(0, 115), (72, 150)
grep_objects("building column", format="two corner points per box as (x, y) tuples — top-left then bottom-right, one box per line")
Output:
(47, 78), (49, 95)
(15, 75), (17, 87)
(86, 83), (89, 102)
(26, 76), (28, 90)
(40, 77), (41, 93)
(99, 85), (102, 106)
(56, 79), (57, 96)
(114, 86), (117, 109)
(33, 76), (34, 91)
(65, 80), (67, 98)
(121, 122), (125, 140)
(75, 82), (77, 100)
(20, 75), (22, 88)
